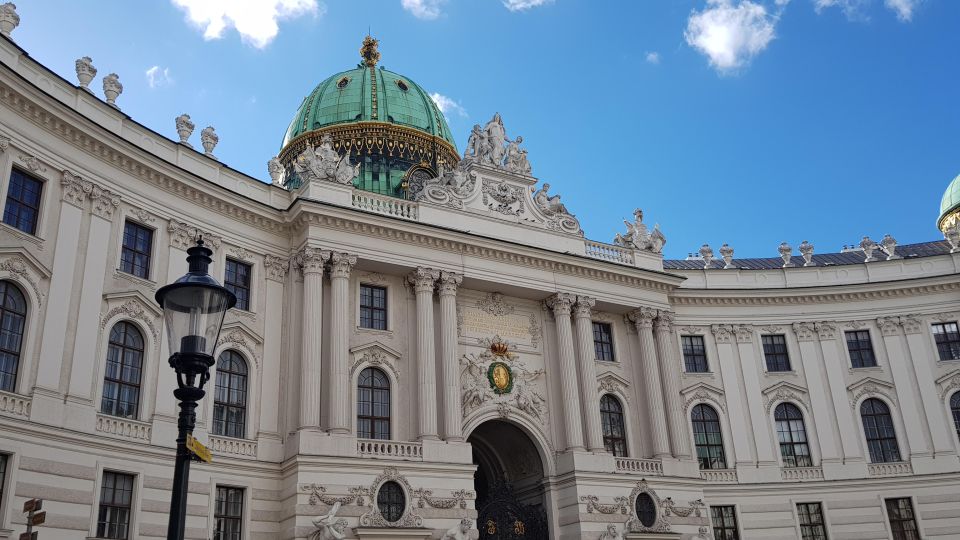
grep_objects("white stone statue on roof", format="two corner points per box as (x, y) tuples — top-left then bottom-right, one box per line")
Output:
(294, 134), (359, 185)
(482, 112), (507, 166)
(615, 208), (666, 254)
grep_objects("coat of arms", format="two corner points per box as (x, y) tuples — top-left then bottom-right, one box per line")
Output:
(461, 337), (545, 421)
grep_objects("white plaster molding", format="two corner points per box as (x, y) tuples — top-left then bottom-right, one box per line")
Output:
(762, 381), (811, 414)
(0, 253), (47, 306)
(216, 324), (263, 369)
(358, 467), (423, 528)
(624, 479), (672, 533)
(847, 377), (897, 409)
(677, 325), (705, 335)
(597, 371), (631, 402)
(167, 218), (222, 251)
(681, 382), (726, 414)
(350, 342), (402, 380)
(935, 369), (960, 399)
(99, 295), (161, 343)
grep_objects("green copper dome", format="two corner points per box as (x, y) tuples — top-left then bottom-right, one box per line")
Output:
(277, 36), (459, 196)
(938, 173), (960, 232)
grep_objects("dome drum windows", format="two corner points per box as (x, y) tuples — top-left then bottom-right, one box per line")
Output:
(213, 350), (248, 439)
(101, 322), (144, 419)
(0, 280), (27, 393)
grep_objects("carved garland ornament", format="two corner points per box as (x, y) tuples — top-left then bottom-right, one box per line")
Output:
(476, 292), (515, 316)
(413, 488), (475, 510)
(624, 480), (671, 533)
(480, 179), (525, 216)
(580, 495), (629, 515)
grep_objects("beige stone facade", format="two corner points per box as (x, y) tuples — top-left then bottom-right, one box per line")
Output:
(0, 23), (959, 540)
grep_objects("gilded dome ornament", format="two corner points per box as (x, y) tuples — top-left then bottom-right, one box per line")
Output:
(360, 35), (380, 66)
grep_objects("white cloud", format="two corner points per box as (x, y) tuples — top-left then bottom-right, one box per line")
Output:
(503, 0), (554, 12)
(430, 92), (467, 117)
(145, 66), (173, 88)
(684, 0), (785, 73)
(171, 0), (321, 49)
(401, 0), (444, 19)
(645, 51), (661, 64)
(885, 0), (919, 21)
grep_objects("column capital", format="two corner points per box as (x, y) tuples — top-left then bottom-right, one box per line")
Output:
(60, 169), (91, 207)
(792, 322), (816, 341)
(328, 252), (358, 279)
(877, 316), (900, 337)
(297, 247), (330, 275)
(408, 267), (440, 293)
(168, 219), (222, 252)
(732, 324), (753, 343)
(263, 254), (290, 282)
(899, 315), (923, 335)
(572, 296), (596, 319)
(654, 310), (675, 332)
(545, 292), (576, 315)
(628, 306), (658, 329)
(711, 324), (734, 344)
(89, 184), (121, 219)
(815, 321), (837, 340)
(436, 271), (463, 296)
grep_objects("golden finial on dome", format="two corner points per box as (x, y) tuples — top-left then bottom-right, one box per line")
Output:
(360, 35), (380, 67)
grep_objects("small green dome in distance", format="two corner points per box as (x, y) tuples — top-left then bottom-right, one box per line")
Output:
(938, 173), (960, 233)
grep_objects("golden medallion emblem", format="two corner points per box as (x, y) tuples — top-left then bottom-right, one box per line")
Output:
(486, 361), (513, 394)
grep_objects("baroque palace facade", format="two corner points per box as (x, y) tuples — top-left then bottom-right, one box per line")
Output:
(1, 9), (960, 540)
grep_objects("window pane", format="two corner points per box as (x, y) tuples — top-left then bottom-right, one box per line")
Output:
(692, 405), (726, 469)
(214, 486), (244, 540)
(600, 395), (627, 457)
(3, 169), (43, 235)
(357, 367), (390, 440)
(97, 471), (134, 539)
(860, 399), (901, 463)
(359, 285), (388, 330)
(120, 222), (153, 279)
(762, 334), (791, 372)
(100, 322), (144, 419)
(213, 351), (248, 438)
(682, 335), (708, 373)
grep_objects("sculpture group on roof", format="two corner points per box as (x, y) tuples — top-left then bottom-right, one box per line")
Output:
(464, 113), (532, 175)
(614, 209), (667, 254)
(294, 134), (360, 185)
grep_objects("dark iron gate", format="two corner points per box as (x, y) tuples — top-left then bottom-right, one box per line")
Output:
(476, 480), (548, 540)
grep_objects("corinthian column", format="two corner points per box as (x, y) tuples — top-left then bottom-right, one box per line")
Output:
(299, 247), (329, 430)
(437, 271), (464, 441)
(409, 267), (441, 440)
(654, 310), (691, 458)
(546, 293), (585, 451)
(572, 296), (604, 452)
(328, 252), (357, 434)
(629, 307), (670, 457)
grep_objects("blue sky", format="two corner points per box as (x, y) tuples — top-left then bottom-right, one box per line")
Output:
(10, 0), (959, 259)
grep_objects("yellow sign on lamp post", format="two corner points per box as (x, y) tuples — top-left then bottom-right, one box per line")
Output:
(185, 434), (212, 463)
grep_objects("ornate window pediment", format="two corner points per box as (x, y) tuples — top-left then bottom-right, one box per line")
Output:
(935, 369), (960, 399)
(359, 467), (423, 528)
(597, 371), (630, 400)
(350, 342), (401, 380)
(680, 382), (726, 414)
(0, 249), (50, 306)
(99, 292), (161, 344)
(216, 322), (263, 369)
(847, 377), (897, 408)
(761, 381), (810, 414)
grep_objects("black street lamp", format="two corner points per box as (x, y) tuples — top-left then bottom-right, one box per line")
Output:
(155, 238), (235, 540)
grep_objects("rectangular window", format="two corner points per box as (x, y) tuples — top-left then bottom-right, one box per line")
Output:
(224, 259), (252, 311)
(762, 334), (791, 372)
(119, 221), (153, 279)
(797, 502), (828, 540)
(885, 498), (920, 540)
(932, 322), (960, 361)
(97, 471), (134, 539)
(682, 335), (709, 373)
(213, 486), (244, 540)
(845, 330), (877, 368)
(360, 285), (387, 330)
(593, 322), (615, 362)
(3, 168), (43, 235)
(710, 505), (740, 540)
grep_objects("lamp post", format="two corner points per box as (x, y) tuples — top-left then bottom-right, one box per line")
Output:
(155, 238), (235, 540)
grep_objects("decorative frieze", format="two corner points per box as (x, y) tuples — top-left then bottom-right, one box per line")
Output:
(477, 292), (515, 316)
(413, 487), (474, 510)
(580, 494), (629, 515)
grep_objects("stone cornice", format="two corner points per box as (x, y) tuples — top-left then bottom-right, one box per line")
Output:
(669, 276), (960, 306)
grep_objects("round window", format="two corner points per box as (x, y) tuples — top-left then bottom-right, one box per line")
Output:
(395, 79), (409, 92)
(376, 481), (405, 523)
(635, 493), (657, 528)
(337, 76), (350, 89)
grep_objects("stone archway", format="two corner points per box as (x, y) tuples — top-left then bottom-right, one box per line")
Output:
(468, 420), (549, 540)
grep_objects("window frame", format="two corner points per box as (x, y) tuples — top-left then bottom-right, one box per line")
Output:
(223, 258), (253, 312)
(845, 330), (878, 369)
(2, 167), (44, 236)
(710, 505), (741, 540)
(883, 497), (921, 540)
(118, 220), (154, 280)
(357, 367), (391, 440)
(213, 485), (245, 540)
(599, 394), (627, 457)
(0, 280), (28, 393)
(100, 321), (145, 420)
(592, 321), (615, 362)
(762, 333), (792, 372)
(931, 322), (960, 362)
(796, 501), (829, 540)
(859, 398), (902, 463)
(376, 481), (406, 523)
(213, 350), (248, 439)
(950, 391), (960, 446)
(691, 403), (727, 470)
(95, 470), (136, 540)
(681, 334), (709, 373)
(774, 402), (813, 468)
(359, 284), (388, 331)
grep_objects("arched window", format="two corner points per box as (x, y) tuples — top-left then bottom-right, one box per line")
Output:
(691, 404), (726, 470)
(358, 367), (390, 440)
(774, 403), (812, 467)
(213, 351), (248, 439)
(376, 481), (405, 523)
(950, 392), (960, 442)
(101, 322), (144, 419)
(860, 398), (901, 463)
(0, 281), (27, 393)
(600, 394), (627, 457)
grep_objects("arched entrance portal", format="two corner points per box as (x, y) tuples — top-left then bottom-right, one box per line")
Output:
(468, 420), (549, 539)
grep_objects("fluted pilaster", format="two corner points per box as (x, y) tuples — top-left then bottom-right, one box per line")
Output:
(328, 252), (357, 434)
(409, 267), (441, 440)
(437, 271), (464, 441)
(654, 310), (690, 458)
(298, 247), (329, 430)
(630, 307), (670, 457)
(572, 296), (604, 452)
(545, 292), (585, 451)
